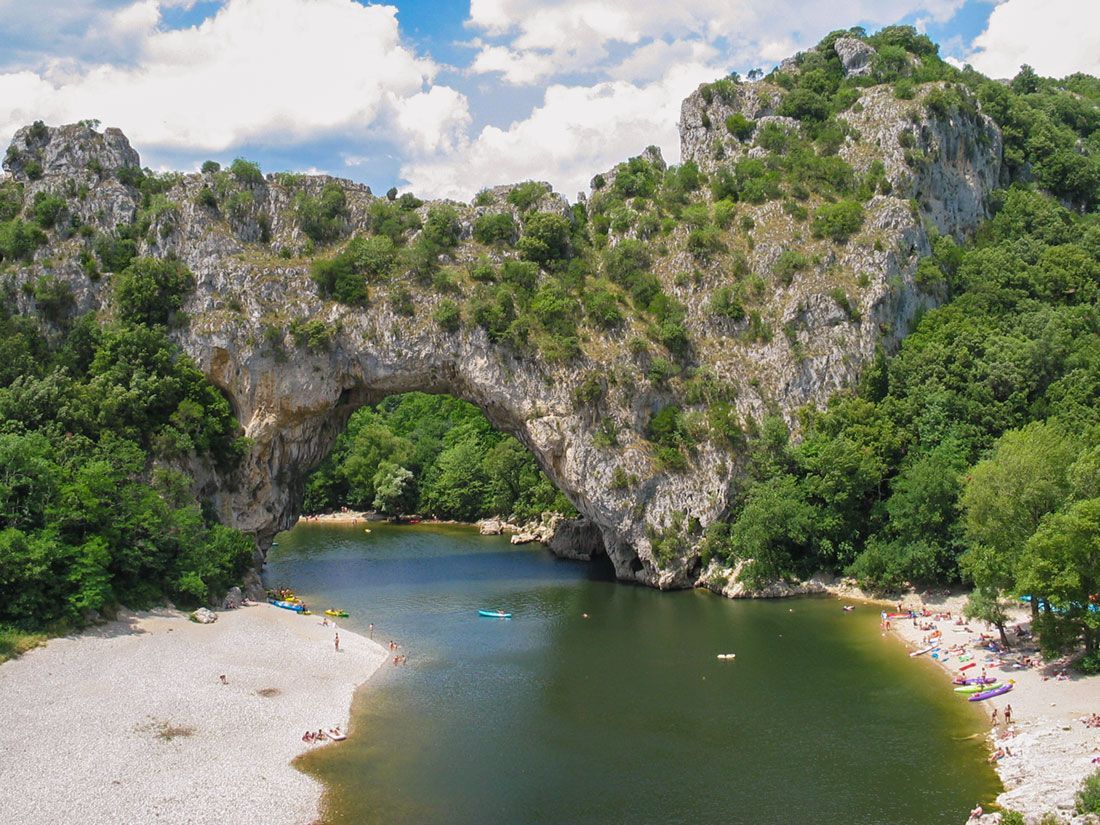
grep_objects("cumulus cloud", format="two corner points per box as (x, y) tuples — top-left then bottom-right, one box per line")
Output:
(465, 0), (968, 85)
(0, 0), (469, 157)
(401, 61), (717, 201)
(960, 0), (1100, 79)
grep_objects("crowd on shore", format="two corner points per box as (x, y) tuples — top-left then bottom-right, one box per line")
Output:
(869, 592), (1100, 823)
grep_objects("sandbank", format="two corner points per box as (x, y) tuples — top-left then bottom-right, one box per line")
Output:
(0, 603), (386, 825)
(878, 592), (1100, 822)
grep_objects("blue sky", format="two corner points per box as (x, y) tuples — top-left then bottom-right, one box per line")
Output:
(0, 0), (1095, 200)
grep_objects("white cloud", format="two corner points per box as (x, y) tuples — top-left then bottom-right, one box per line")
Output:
(465, 0), (968, 85)
(961, 0), (1100, 79)
(0, 0), (469, 157)
(401, 60), (718, 201)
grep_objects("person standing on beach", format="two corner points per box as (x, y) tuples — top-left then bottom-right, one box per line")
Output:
(991, 707), (998, 726)
(334, 632), (340, 652)
(1004, 704), (1012, 725)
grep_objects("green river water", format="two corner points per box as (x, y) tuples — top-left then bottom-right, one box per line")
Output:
(266, 522), (1000, 824)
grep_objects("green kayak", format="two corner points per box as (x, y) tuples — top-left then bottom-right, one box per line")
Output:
(954, 682), (1001, 694)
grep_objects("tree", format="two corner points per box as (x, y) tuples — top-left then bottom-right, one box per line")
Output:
(960, 420), (1082, 639)
(1017, 498), (1100, 655)
(963, 587), (1011, 647)
(372, 463), (416, 514)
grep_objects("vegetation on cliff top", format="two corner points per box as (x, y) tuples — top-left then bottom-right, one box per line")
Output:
(0, 26), (1098, 664)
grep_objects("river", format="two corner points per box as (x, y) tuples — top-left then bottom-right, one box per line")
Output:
(266, 522), (999, 824)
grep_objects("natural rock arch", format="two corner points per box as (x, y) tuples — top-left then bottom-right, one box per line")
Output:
(2, 45), (1003, 591)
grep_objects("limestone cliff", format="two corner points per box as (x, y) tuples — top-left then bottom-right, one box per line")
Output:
(0, 47), (1004, 593)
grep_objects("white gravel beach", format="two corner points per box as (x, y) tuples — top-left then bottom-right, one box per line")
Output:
(881, 593), (1100, 823)
(0, 603), (386, 825)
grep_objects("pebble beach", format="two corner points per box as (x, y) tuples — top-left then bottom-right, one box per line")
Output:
(0, 603), (386, 825)
(881, 593), (1100, 823)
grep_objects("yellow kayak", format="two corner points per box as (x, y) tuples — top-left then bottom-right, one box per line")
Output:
(324, 609), (349, 618)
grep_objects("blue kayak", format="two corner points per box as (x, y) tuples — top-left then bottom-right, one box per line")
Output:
(271, 599), (305, 612)
(478, 609), (512, 619)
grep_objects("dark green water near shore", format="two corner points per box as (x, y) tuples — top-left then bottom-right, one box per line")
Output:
(267, 523), (999, 824)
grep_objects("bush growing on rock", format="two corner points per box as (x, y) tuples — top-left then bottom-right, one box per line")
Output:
(112, 257), (194, 326)
(812, 200), (864, 242)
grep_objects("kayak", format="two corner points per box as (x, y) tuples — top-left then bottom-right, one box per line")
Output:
(959, 662), (976, 671)
(478, 610), (512, 619)
(954, 682), (1002, 694)
(716, 653), (737, 660)
(271, 600), (305, 612)
(953, 677), (997, 686)
(968, 683), (1013, 702)
(910, 645), (938, 657)
(324, 610), (349, 618)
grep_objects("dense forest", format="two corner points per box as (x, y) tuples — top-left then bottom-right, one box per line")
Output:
(302, 392), (573, 523)
(0, 253), (254, 651)
(0, 26), (1097, 671)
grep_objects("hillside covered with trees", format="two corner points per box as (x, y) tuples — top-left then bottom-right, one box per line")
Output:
(0, 26), (1097, 670)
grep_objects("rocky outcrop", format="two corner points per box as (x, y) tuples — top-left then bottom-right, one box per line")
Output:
(834, 37), (876, 77)
(548, 518), (606, 561)
(2, 55), (1005, 595)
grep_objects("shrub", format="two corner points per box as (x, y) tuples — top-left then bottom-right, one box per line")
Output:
(507, 181), (547, 212)
(389, 287), (415, 317)
(710, 287), (745, 320)
(725, 113), (755, 140)
(195, 186), (217, 209)
(1078, 768), (1100, 814)
(812, 200), (864, 243)
(32, 192), (66, 229)
(605, 239), (650, 285)
(296, 182), (349, 244)
(772, 250), (808, 285)
(94, 235), (137, 272)
(473, 189), (493, 206)
(229, 158), (263, 186)
(473, 212), (517, 245)
(518, 211), (571, 265)
(33, 276), (75, 322)
(0, 219), (47, 262)
(500, 260), (539, 293)
(572, 372), (604, 406)
(423, 205), (461, 249)
(582, 282), (624, 328)
(201, 160), (221, 174)
(112, 258), (194, 326)
(433, 299), (461, 332)
(0, 181), (23, 222)
(687, 226), (726, 260)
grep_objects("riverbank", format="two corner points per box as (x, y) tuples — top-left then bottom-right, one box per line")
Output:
(878, 592), (1100, 823)
(0, 603), (387, 825)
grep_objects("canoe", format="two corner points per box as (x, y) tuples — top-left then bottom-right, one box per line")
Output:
(910, 645), (938, 657)
(954, 682), (1002, 694)
(952, 677), (997, 686)
(478, 610), (511, 619)
(968, 683), (1013, 702)
(324, 610), (349, 618)
(716, 653), (737, 660)
(271, 600), (305, 612)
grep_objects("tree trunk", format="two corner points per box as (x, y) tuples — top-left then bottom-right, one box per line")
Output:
(996, 621), (1010, 648)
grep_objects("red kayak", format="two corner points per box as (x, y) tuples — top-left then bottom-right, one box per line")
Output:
(959, 662), (976, 671)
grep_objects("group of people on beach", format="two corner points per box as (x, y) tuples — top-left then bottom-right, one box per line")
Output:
(302, 727), (342, 743)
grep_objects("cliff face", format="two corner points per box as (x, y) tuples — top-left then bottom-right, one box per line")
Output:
(1, 54), (1003, 591)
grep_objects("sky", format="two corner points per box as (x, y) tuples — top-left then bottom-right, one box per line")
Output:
(0, 0), (1097, 201)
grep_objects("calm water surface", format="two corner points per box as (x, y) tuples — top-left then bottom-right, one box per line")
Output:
(266, 523), (999, 824)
